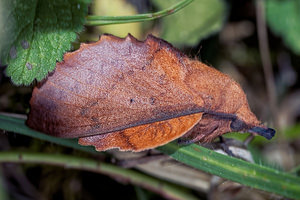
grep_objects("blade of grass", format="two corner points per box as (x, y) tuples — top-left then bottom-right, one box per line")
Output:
(1, 113), (300, 199)
(85, 0), (194, 26)
(0, 113), (95, 153)
(0, 151), (198, 200)
(158, 143), (300, 199)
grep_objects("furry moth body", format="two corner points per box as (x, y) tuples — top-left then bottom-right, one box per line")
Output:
(27, 34), (275, 152)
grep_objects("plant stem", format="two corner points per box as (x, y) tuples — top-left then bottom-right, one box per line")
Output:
(0, 151), (197, 200)
(255, 0), (278, 128)
(85, 0), (194, 26)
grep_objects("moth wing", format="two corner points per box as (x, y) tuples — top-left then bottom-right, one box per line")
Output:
(27, 34), (204, 138)
(79, 113), (203, 152)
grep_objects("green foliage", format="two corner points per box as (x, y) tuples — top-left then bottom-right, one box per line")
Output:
(85, 0), (194, 25)
(0, 151), (198, 200)
(0, 114), (96, 153)
(266, 0), (300, 55)
(158, 143), (300, 199)
(1, 0), (90, 85)
(152, 0), (226, 46)
(284, 123), (300, 139)
(1, 114), (300, 199)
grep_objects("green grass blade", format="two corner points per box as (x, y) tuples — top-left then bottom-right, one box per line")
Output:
(85, 0), (194, 26)
(0, 113), (95, 153)
(158, 143), (300, 199)
(1, 113), (300, 199)
(0, 151), (198, 200)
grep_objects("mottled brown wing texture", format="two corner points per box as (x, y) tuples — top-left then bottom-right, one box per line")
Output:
(27, 34), (205, 138)
(27, 34), (275, 152)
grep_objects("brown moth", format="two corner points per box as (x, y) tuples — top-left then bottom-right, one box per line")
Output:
(27, 34), (275, 152)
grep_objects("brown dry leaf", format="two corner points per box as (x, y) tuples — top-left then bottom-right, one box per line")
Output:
(27, 34), (275, 152)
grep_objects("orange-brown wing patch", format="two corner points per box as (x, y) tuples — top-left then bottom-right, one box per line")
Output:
(79, 113), (202, 152)
(27, 34), (205, 138)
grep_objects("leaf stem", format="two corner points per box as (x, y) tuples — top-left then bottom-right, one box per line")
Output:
(0, 151), (198, 200)
(85, 0), (194, 26)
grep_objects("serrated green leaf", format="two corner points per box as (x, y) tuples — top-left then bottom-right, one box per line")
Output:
(266, 0), (300, 55)
(0, 0), (90, 85)
(152, 0), (226, 46)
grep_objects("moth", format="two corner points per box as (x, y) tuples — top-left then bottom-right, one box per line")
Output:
(27, 34), (275, 152)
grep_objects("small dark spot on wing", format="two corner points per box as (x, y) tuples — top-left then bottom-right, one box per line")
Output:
(117, 73), (125, 81)
(81, 101), (98, 116)
(91, 116), (99, 123)
(80, 107), (88, 116)
(89, 101), (98, 107)
(89, 124), (102, 132)
(127, 70), (134, 75)
(149, 97), (156, 105)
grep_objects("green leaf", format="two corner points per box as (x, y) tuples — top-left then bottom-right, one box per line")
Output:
(158, 143), (300, 199)
(0, 0), (90, 85)
(152, 0), (227, 46)
(266, 0), (300, 55)
(1, 113), (300, 199)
